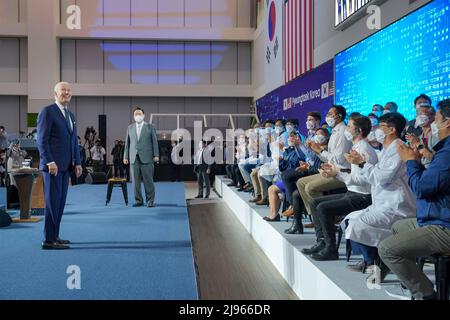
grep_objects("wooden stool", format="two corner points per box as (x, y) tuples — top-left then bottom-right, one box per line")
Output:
(106, 178), (128, 206)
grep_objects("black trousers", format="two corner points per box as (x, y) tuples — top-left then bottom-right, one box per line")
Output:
(292, 190), (306, 223)
(310, 191), (372, 248)
(225, 165), (235, 182)
(234, 165), (245, 188)
(281, 169), (311, 205)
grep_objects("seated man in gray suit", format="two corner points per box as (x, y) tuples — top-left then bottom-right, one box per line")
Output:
(124, 107), (159, 207)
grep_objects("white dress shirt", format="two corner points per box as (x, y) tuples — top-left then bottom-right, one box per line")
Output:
(136, 122), (144, 140)
(337, 138), (379, 194)
(55, 100), (73, 132)
(318, 121), (352, 169)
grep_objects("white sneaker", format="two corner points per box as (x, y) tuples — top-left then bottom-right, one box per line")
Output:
(384, 284), (412, 300)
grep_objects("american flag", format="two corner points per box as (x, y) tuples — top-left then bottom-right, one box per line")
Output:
(283, 0), (314, 83)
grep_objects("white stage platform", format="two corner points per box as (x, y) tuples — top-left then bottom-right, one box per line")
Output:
(215, 176), (413, 300)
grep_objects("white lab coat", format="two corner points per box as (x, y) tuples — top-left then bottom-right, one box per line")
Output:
(259, 139), (281, 181)
(342, 139), (417, 247)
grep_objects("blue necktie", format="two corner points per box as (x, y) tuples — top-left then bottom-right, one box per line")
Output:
(64, 108), (73, 134)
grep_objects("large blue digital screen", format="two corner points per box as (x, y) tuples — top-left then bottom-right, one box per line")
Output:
(335, 0), (450, 121)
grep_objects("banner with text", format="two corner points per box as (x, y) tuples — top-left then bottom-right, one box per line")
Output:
(256, 59), (335, 135)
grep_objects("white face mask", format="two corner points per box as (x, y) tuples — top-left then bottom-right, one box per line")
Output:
(326, 116), (336, 128)
(274, 126), (282, 134)
(134, 115), (144, 123)
(344, 129), (355, 142)
(286, 125), (294, 133)
(415, 115), (430, 128)
(306, 121), (317, 131)
(314, 135), (327, 145)
(265, 127), (273, 134)
(367, 131), (376, 142)
(383, 110), (391, 115)
(375, 128), (386, 144)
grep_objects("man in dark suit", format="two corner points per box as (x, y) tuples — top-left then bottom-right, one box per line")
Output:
(37, 82), (82, 250)
(123, 107), (159, 208)
(194, 140), (211, 199)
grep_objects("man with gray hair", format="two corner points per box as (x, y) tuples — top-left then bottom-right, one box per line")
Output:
(37, 82), (82, 250)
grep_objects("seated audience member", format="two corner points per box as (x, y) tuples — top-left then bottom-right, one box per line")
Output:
(342, 112), (416, 273)
(305, 112), (322, 141)
(0, 126), (8, 152)
(383, 102), (398, 115)
(406, 93), (432, 138)
(303, 115), (378, 261)
(274, 119), (288, 146)
(233, 133), (249, 190)
(295, 105), (352, 229)
(284, 128), (329, 234)
(238, 125), (260, 191)
(367, 113), (382, 150)
(405, 105), (436, 168)
(281, 125), (327, 218)
(226, 134), (245, 187)
(265, 132), (305, 222)
(249, 121), (276, 204)
(372, 104), (384, 118)
(378, 99), (450, 300)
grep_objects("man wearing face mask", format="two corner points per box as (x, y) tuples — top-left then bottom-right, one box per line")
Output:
(406, 94), (432, 138)
(124, 107), (160, 208)
(367, 113), (381, 150)
(405, 105), (436, 168)
(305, 112), (322, 141)
(296, 105), (352, 235)
(274, 119), (288, 146)
(383, 102), (398, 115)
(304, 115), (378, 261)
(340, 113), (416, 272)
(377, 99), (450, 300)
(372, 104), (384, 119)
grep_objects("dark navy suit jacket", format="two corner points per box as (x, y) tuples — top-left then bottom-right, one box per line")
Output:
(37, 103), (81, 172)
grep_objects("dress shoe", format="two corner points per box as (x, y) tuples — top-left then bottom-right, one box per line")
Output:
(255, 199), (269, 206)
(281, 206), (295, 217)
(56, 238), (70, 245)
(263, 214), (280, 222)
(195, 195), (203, 199)
(41, 241), (70, 250)
(237, 187), (245, 192)
(284, 220), (304, 234)
(250, 195), (262, 203)
(147, 203), (154, 208)
(301, 240), (325, 255)
(204, 195), (210, 199)
(133, 203), (143, 207)
(311, 248), (339, 261)
(347, 260), (374, 273)
(227, 183), (237, 187)
(304, 222), (315, 228)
